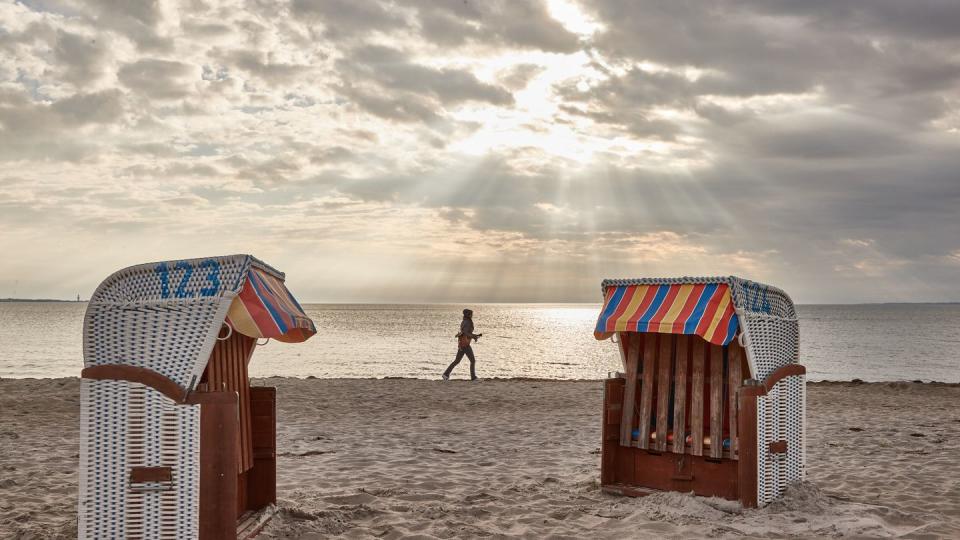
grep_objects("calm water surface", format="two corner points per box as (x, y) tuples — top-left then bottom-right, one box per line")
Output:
(0, 302), (957, 382)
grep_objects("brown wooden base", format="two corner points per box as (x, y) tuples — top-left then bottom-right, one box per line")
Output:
(190, 386), (278, 540)
(601, 449), (739, 501)
(602, 376), (750, 505)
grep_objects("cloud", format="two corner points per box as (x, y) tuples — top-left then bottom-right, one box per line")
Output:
(217, 48), (312, 84)
(338, 45), (514, 107)
(407, 0), (581, 52)
(52, 29), (109, 86)
(0, 88), (124, 161)
(118, 58), (196, 99)
(0, 0), (958, 302)
(290, 0), (408, 38)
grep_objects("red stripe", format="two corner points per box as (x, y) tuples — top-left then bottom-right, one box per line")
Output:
(647, 285), (682, 326)
(625, 286), (660, 330)
(694, 285), (725, 336)
(671, 283), (706, 333)
(238, 278), (281, 334)
(706, 300), (737, 345)
(606, 286), (638, 330)
(260, 272), (303, 318)
(250, 271), (295, 330)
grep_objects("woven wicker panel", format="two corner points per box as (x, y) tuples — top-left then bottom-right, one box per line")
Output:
(83, 255), (252, 388)
(755, 374), (806, 507)
(88, 255), (252, 305)
(78, 380), (200, 540)
(728, 278), (799, 381)
(79, 379), (128, 539)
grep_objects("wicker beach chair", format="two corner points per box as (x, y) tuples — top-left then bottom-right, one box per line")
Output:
(595, 276), (804, 507)
(78, 255), (316, 539)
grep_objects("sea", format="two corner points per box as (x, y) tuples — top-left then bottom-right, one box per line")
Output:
(1, 302), (958, 382)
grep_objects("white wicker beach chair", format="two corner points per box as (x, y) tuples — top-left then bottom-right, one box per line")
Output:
(595, 276), (804, 507)
(78, 255), (315, 539)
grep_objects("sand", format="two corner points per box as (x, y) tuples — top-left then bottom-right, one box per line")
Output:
(1, 377), (959, 539)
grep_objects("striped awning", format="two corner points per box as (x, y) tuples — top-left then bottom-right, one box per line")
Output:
(226, 267), (316, 343)
(595, 282), (739, 346)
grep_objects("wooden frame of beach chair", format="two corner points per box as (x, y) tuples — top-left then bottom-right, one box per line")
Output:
(595, 277), (805, 507)
(78, 255), (316, 540)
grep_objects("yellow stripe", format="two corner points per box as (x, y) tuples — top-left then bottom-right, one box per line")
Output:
(227, 296), (264, 338)
(702, 289), (732, 342)
(655, 284), (695, 333)
(612, 285), (650, 332)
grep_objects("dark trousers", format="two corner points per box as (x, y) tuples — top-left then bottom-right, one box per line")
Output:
(444, 346), (476, 379)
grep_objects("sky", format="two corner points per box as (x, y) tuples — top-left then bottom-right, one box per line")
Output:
(1, 0), (959, 303)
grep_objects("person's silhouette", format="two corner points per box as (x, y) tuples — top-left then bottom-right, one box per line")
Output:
(442, 308), (481, 381)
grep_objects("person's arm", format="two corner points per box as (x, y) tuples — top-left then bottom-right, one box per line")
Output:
(463, 320), (480, 341)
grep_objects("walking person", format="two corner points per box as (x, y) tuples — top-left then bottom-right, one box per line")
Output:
(442, 308), (481, 381)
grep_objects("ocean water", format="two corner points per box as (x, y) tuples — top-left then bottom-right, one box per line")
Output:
(0, 302), (958, 382)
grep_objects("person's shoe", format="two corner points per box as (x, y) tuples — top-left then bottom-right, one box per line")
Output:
(471, 377), (481, 382)
(442, 374), (449, 381)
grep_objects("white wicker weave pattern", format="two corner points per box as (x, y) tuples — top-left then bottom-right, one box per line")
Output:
(755, 374), (806, 506)
(728, 278), (799, 381)
(83, 255), (255, 389)
(123, 383), (200, 539)
(79, 380), (201, 540)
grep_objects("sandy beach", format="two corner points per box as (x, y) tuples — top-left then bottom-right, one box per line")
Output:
(1, 377), (958, 539)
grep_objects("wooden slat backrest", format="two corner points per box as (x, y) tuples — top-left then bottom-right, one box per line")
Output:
(619, 335), (641, 446)
(690, 339), (705, 456)
(709, 344), (724, 459)
(638, 334), (657, 450)
(728, 343), (744, 458)
(204, 332), (256, 473)
(672, 335), (689, 454)
(654, 334), (673, 451)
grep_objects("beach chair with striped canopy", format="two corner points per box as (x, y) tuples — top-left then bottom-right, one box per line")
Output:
(595, 276), (804, 507)
(79, 255), (316, 539)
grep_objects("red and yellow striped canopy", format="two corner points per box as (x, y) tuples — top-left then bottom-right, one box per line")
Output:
(595, 282), (739, 346)
(226, 267), (316, 343)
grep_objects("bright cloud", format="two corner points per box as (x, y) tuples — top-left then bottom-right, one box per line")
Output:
(1, 0), (959, 302)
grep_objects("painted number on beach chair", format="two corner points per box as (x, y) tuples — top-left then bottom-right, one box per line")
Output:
(748, 283), (771, 314)
(154, 259), (221, 299)
(199, 259), (221, 297)
(154, 263), (171, 298)
(174, 261), (194, 298)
